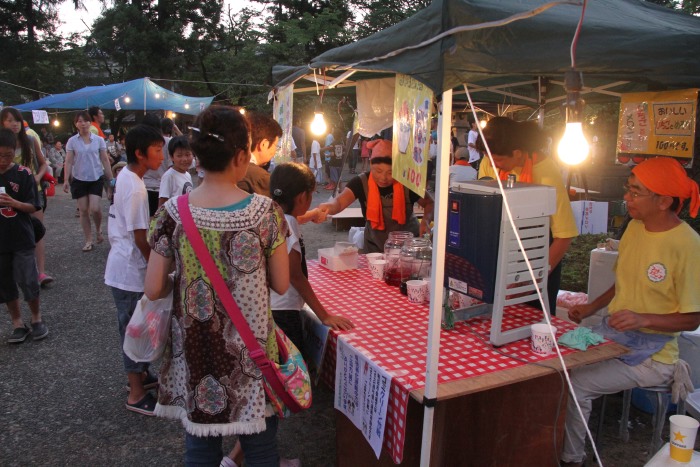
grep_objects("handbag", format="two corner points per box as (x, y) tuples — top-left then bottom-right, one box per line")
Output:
(177, 194), (312, 417)
(123, 293), (173, 362)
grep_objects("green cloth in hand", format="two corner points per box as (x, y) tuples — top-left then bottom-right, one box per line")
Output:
(557, 327), (605, 351)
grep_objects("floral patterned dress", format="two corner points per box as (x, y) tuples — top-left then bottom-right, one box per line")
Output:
(148, 194), (288, 436)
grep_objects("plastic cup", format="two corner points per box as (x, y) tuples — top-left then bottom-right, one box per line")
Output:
(334, 241), (356, 256)
(368, 259), (387, 280)
(530, 323), (558, 355)
(670, 414), (699, 463)
(407, 279), (429, 304)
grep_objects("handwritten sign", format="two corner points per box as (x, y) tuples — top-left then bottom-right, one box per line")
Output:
(392, 74), (433, 197)
(617, 89), (698, 163)
(335, 338), (391, 458)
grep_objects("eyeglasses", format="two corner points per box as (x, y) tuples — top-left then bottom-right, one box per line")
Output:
(623, 184), (656, 199)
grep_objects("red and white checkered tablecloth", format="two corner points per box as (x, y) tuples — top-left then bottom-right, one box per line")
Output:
(307, 256), (583, 464)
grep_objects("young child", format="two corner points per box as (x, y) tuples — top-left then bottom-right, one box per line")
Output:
(144, 106), (290, 465)
(270, 162), (354, 350)
(0, 129), (48, 343)
(308, 139), (323, 188)
(157, 136), (193, 207)
(104, 124), (164, 416)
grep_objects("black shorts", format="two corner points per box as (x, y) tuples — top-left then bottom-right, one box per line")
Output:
(70, 177), (104, 199)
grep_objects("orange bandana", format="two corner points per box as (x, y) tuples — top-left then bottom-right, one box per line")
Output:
(366, 174), (406, 231)
(632, 157), (700, 218)
(499, 156), (533, 183)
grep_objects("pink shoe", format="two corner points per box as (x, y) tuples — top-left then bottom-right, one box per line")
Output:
(39, 273), (54, 287)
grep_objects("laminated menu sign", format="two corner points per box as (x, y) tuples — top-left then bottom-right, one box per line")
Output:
(392, 74), (433, 198)
(335, 337), (391, 458)
(617, 89), (698, 164)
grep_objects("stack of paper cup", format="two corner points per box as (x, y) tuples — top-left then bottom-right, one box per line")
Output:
(669, 414), (699, 463)
(530, 323), (557, 355)
(406, 279), (429, 304)
(368, 259), (387, 280)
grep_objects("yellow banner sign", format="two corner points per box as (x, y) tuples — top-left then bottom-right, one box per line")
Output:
(392, 74), (433, 197)
(617, 89), (698, 163)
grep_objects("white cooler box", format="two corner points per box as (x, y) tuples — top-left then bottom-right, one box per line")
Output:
(582, 248), (617, 327)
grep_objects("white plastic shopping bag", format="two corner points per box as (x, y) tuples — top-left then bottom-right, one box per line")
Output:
(123, 294), (173, 362)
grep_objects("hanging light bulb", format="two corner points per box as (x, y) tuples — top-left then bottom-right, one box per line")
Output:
(557, 70), (589, 165)
(169, 111), (177, 119)
(239, 107), (246, 115)
(479, 119), (488, 129)
(310, 111), (327, 136)
(155, 92), (161, 99)
(124, 95), (131, 104)
(184, 101), (190, 110)
(53, 118), (60, 127)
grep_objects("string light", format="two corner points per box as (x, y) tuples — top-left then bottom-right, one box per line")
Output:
(310, 111), (327, 136)
(557, 70), (589, 165)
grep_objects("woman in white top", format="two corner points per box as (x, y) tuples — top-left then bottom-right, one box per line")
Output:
(63, 110), (113, 252)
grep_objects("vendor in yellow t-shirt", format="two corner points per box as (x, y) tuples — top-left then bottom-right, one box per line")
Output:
(560, 157), (700, 467)
(477, 117), (578, 313)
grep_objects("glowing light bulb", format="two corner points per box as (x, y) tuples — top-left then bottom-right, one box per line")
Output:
(557, 122), (589, 165)
(479, 119), (487, 129)
(239, 108), (246, 115)
(53, 119), (60, 127)
(155, 93), (161, 99)
(169, 112), (177, 119)
(184, 102), (190, 109)
(310, 112), (327, 136)
(124, 96), (131, 104)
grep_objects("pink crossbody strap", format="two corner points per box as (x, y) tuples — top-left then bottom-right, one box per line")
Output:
(177, 194), (273, 374)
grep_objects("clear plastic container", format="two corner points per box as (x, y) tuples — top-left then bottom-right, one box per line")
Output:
(399, 238), (432, 295)
(383, 231), (414, 287)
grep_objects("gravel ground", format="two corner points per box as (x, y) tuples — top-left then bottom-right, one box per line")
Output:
(0, 174), (679, 466)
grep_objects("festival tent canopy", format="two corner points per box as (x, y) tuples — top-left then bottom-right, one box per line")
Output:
(273, 0), (700, 107)
(271, 1), (700, 464)
(12, 78), (213, 116)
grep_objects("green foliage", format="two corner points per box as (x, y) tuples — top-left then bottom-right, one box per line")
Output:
(560, 233), (610, 293)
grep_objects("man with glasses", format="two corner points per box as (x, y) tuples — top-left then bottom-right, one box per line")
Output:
(560, 157), (700, 467)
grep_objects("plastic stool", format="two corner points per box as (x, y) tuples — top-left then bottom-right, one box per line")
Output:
(686, 390), (700, 420)
(620, 386), (685, 459)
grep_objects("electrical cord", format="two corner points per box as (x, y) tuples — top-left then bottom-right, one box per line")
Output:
(463, 79), (604, 466)
(457, 319), (567, 467)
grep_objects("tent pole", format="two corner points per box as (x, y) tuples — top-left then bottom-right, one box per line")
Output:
(537, 76), (545, 129)
(420, 89), (452, 467)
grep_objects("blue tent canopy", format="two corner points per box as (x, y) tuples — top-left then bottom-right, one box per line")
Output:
(13, 78), (213, 116)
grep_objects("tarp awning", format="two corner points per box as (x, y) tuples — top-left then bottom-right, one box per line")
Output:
(12, 78), (213, 116)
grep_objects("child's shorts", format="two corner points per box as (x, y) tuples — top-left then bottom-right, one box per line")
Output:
(0, 249), (40, 304)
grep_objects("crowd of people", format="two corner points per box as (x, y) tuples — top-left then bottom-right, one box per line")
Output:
(2, 103), (699, 466)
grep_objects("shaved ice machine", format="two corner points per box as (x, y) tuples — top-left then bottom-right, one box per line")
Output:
(445, 180), (556, 346)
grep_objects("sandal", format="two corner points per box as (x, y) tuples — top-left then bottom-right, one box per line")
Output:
(82, 242), (94, 252)
(125, 372), (159, 392)
(125, 392), (157, 416)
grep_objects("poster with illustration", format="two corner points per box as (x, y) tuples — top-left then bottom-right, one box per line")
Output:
(273, 84), (295, 161)
(392, 74), (433, 197)
(616, 89), (697, 166)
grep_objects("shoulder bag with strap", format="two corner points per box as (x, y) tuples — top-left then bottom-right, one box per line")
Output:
(177, 194), (311, 417)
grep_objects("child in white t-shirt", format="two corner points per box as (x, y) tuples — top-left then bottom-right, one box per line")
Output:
(158, 136), (193, 207)
(308, 139), (323, 186)
(104, 124), (165, 416)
